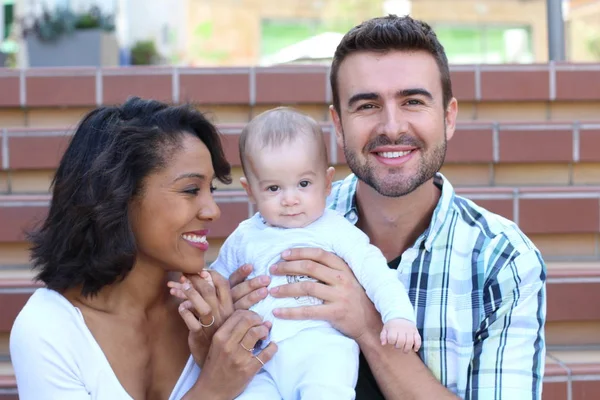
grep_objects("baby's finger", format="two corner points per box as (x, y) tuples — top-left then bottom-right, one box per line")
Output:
(380, 328), (388, 346)
(169, 287), (188, 300)
(402, 333), (412, 353)
(414, 332), (422, 352)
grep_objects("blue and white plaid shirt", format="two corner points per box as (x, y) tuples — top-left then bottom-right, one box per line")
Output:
(327, 173), (546, 399)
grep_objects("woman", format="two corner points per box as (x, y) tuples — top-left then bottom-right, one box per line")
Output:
(9, 97), (277, 400)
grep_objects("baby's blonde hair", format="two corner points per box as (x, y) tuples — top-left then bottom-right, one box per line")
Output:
(239, 107), (328, 176)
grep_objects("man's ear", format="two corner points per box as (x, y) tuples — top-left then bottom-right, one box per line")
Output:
(325, 166), (335, 196)
(240, 177), (256, 204)
(329, 105), (344, 149)
(445, 97), (458, 141)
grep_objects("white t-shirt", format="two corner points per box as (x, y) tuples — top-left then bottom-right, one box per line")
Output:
(10, 288), (200, 400)
(210, 209), (415, 344)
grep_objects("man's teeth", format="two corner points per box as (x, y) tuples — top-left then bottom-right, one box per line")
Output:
(378, 150), (412, 158)
(182, 234), (207, 243)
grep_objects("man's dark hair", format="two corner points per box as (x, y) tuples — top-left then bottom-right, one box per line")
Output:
(29, 97), (231, 296)
(330, 14), (453, 114)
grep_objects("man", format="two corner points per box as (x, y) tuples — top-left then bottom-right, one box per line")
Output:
(231, 15), (546, 399)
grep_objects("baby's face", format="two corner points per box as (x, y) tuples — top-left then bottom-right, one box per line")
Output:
(244, 138), (333, 228)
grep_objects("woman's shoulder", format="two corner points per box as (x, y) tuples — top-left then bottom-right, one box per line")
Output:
(10, 288), (85, 349)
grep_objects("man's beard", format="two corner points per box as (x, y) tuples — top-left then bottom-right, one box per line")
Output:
(342, 127), (447, 198)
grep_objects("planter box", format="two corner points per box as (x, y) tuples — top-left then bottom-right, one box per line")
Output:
(26, 29), (119, 68)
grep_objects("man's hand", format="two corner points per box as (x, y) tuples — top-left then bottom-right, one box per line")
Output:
(268, 247), (381, 341)
(228, 264), (270, 311)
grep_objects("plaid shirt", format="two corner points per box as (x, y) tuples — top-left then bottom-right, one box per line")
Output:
(327, 173), (546, 400)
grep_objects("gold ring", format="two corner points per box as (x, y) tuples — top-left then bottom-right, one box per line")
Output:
(240, 343), (253, 352)
(200, 315), (215, 328)
(254, 355), (265, 366)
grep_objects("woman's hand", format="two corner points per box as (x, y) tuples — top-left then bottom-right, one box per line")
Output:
(170, 271), (277, 399)
(194, 310), (278, 399)
(168, 270), (234, 366)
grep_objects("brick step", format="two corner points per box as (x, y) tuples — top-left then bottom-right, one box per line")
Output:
(0, 350), (597, 400)
(545, 348), (600, 400)
(1, 262), (599, 348)
(0, 64), (599, 111)
(0, 359), (16, 400)
(2, 121), (600, 173)
(1, 187), (600, 246)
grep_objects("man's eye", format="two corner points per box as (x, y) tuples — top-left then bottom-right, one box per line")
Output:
(267, 185), (279, 192)
(210, 185), (217, 193)
(184, 188), (200, 195)
(357, 103), (375, 110)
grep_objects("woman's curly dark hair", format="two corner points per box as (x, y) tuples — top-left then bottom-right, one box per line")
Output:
(28, 97), (231, 296)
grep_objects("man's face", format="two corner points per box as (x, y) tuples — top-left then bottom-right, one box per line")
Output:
(330, 50), (457, 197)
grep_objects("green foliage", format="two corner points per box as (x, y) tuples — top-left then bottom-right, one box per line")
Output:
(130, 40), (158, 65)
(588, 34), (600, 60)
(23, 5), (115, 43)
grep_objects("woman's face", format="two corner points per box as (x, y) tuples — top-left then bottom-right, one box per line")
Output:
(129, 133), (221, 274)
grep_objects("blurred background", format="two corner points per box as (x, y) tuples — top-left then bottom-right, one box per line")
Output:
(1, 0), (599, 68)
(1, 2), (600, 400)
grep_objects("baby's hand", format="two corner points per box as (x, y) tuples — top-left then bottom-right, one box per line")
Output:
(380, 318), (422, 353)
(167, 269), (214, 300)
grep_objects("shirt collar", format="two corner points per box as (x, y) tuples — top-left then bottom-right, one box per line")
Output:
(327, 172), (456, 252)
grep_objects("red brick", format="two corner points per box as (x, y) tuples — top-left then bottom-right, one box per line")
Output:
(579, 129), (600, 162)
(0, 291), (33, 333)
(103, 70), (172, 104)
(556, 70), (600, 101)
(499, 128), (572, 163)
(449, 69), (476, 102)
(0, 206), (48, 242)
(0, 72), (20, 107)
(480, 69), (549, 101)
(8, 135), (70, 170)
(541, 381), (568, 400)
(26, 73), (96, 107)
(572, 379), (600, 400)
(473, 199), (514, 221)
(221, 134), (241, 167)
(446, 128), (494, 163)
(547, 281), (600, 322)
(255, 67), (328, 104)
(179, 69), (250, 104)
(519, 198), (599, 234)
(209, 201), (249, 238)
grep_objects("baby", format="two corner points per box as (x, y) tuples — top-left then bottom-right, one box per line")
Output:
(177, 107), (420, 399)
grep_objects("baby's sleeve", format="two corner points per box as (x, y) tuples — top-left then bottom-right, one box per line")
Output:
(209, 226), (244, 279)
(329, 217), (416, 324)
